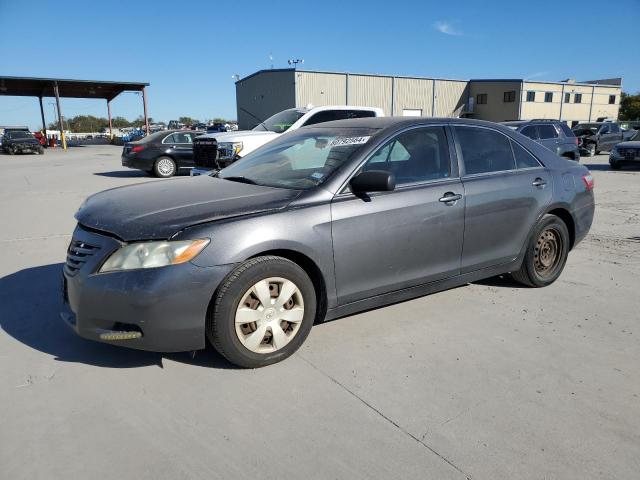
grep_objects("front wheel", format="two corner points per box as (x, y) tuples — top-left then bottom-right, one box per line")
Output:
(153, 156), (176, 178)
(512, 214), (570, 287)
(610, 161), (621, 170)
(207, 256), (316, 368)
(585, 144), (596, 157)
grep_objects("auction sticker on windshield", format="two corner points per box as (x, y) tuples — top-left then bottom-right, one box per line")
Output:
(328, 136), (371, 147)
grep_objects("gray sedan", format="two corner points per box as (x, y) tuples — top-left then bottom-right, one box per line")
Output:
(62, 118), (595, 368)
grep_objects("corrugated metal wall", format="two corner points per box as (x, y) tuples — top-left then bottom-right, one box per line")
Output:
(347, 75), (392, 114)
(235, 70), (296, 129)
(393, 78), (434, 116)
(433, 80), (469, 117)
(295, 72), (346, 107)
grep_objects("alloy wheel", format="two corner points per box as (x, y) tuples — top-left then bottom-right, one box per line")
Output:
(234, 277), (304, 353)
(157, 158), (175, 176)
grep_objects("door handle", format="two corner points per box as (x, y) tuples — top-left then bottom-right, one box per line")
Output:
(439, 192), (463, 204)
(532, 178), (547, 188)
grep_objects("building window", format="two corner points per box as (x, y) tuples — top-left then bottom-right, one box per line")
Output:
(544, 92), (553, 103)
(564, 93), (570, 103)
(526, 91), (535, 102)
(503, 91), (516, 103)
(477, 93), (488, 105)
(609, 95), (616, 104)
(575, 93), (582, 104)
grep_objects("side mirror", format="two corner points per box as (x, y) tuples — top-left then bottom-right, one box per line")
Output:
(350, 170), (396, 194)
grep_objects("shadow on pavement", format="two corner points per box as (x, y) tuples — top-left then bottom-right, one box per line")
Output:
(94, 170), (150, 178)
(0, 263), (236, 369)
(583, 162), (640, 171)
(473, 274), (528, 289)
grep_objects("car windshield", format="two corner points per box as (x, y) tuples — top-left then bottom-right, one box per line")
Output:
(252, 109), (306, 133)
(218, 127), (377, 190)
(8, 131), (32, 139)
(573, 124), (600, 133)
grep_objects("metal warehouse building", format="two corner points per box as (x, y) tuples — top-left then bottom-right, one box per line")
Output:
(235, 69), (621, 129)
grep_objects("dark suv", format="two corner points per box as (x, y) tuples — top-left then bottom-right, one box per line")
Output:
(572, 122), (624, 157)
(502, 120), (580, 161)
(1, 130), (44, 155)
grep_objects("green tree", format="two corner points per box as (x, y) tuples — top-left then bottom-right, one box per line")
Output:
(178, 116), (198, 126)
(619, 92), (640, 120)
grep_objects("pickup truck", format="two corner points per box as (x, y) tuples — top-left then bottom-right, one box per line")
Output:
(572, 121), (624, 157)
(190, 105), (384, 175)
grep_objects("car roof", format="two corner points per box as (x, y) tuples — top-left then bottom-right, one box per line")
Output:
(302, 116), (507, 130)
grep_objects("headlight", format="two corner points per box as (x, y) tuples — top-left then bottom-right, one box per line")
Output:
(218, 141), (243, 159)
(99, 239), (209, 273)
(610, 147), (619, 156)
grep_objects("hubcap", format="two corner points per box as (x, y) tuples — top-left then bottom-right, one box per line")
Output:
(533, 228), (562, 277)
(157, 158), (174, 176)
(235, 277), (304, 354)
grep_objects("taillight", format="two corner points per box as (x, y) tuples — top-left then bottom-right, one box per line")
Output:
(575, 137), (579, 145)
(582, 173), (594, 191)
(131, 145), (145, 153)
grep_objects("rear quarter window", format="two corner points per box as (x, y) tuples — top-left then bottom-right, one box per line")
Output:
(511, 141), (541, 169)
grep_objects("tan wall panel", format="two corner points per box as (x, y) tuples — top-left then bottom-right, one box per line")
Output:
(469, 81), (521, 121)
(393, 77), (433, 116)
(347, 75), (392, 115)
(295, 72), (346, 108)
(235, 71), (296, 129)
(434, 80), (468, 117)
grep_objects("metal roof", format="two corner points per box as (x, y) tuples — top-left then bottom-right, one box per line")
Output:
(236, 68), (469, 84)
(0, 76), (149, 101)
(470, 78), (622, 88)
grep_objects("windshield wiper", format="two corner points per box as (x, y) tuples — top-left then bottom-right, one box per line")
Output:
(221, 176), (258, 185)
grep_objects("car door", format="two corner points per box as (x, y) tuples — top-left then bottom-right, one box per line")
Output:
(598, 124), (614, 150)
(331, 126), (465, 305)
(170, 132), (195, 167)
(452, 125), (552, 273)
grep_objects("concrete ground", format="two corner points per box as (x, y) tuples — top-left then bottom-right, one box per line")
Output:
(1, 145), (638, 480)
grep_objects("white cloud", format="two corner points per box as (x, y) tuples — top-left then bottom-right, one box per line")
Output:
(434, 21), (462, 36)
(525, 71), (550, 80)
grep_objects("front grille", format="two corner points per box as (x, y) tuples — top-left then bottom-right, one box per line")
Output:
(65, 239), (100, 276)
(193, 139), (219, 168)
(619, 148), (639, 159)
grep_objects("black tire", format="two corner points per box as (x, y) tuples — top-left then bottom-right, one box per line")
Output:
(153, 156), (176, 178)
(585, 144), (596, 157)
(207, 256), (316, 368)
(37, 147), (44, 155)
(7, 146), (15, 155)
(512, 214), (570, 288)
(610, 161), (621, 170)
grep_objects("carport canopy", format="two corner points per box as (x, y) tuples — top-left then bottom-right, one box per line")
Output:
(0, 76), (150, 149)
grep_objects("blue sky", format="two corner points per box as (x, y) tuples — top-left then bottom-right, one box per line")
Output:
(1, 0), (639, 129)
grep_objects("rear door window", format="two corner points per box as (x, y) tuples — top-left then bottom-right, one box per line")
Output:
(538, 124), (559, 139)
(454, 127), (516, 175)
(610, 123), (620, 133)
(511, 141), (541, 169)
(520, 125), (539, 140)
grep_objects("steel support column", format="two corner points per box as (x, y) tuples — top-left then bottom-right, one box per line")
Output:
(53, 81), (66, 150)
(107, 100), (113, 139)
(38, 96), (46, 134)
(142, 87), (150, 135)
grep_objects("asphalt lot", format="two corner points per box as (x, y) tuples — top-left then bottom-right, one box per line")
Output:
(1, 145), (638, 479)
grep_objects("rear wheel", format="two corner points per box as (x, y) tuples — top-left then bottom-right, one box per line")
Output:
(207, 256), (316, 368)
(6, 146), (15, 155)
(153, 156), (176, 178)
(37, 147), (44, 155)
(512, 214), (570, 287)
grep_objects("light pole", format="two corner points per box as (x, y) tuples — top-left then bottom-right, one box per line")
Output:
(231, 74), (240, 82)
(288, 58), (304, 69)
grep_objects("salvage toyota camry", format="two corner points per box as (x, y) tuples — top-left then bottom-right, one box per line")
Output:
(62, 118), (595, 368)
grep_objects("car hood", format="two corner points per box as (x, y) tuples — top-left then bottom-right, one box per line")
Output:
(195, 130), (279, 142)
(76, 176), (301, 241)
(617, 141), (640, 148)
